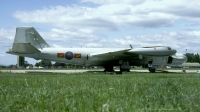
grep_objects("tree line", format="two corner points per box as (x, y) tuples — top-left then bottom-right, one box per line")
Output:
(35, 60), (66, 67)
(185, 53), (200, 63)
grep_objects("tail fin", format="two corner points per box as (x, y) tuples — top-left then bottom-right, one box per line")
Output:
(8, 27), (50, 54)
(14, 27), (50, 49)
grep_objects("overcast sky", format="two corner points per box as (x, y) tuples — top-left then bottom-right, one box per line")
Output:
(1, 0), (200, 65)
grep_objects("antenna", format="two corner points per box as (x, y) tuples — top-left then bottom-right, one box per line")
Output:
(129, 44), (133, 49)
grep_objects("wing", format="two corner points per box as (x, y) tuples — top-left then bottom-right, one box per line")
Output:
(89, 48), (131, 57)
(126, 46), (176, 56)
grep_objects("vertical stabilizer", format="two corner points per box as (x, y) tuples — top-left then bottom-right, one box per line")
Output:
(14, 27), (50, 49)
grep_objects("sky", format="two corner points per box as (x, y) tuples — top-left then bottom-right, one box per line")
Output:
(1, 0), (200, 66)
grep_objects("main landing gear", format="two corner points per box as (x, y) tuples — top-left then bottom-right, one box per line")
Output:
(104, 61), (131, 74)
(104, 66), (130, 74)
(119, 60), (131, 72)
(148, 67), (156, 73)
(104, 66), (114, 72)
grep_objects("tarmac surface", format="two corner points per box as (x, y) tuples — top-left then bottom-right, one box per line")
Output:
(1, 69), (199, 73)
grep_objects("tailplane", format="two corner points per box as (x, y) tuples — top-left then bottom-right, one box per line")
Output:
(7, 27), (50, 54)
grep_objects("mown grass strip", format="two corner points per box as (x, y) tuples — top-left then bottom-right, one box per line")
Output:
(0, 72), (200, 111)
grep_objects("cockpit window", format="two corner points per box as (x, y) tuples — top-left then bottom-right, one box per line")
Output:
(167, 47), (171, 50)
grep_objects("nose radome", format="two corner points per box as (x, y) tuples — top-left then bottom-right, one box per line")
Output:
(183, 55), (188, 62)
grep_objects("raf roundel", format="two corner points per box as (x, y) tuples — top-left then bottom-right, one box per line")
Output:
(65, 51), (74, 60)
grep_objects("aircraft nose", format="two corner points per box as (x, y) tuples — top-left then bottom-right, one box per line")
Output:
(175, 54), (187, 62)
(183, 55), (188, 63)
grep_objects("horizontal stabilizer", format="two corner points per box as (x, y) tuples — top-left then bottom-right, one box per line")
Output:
(12, 43), (40, 54)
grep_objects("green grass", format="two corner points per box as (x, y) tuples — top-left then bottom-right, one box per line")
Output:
(0, 72), (200, 111)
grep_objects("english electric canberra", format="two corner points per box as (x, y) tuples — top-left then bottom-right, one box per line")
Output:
(6, 27), (187, 72)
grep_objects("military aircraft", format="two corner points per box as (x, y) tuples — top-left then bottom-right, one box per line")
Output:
(6, 27), (187, 72)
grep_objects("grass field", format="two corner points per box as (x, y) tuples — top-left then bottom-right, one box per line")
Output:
(0, 72), (200, 111)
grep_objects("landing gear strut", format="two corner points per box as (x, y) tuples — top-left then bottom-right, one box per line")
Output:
(148, 60), (156, 73)
(119, 60), (131, 73)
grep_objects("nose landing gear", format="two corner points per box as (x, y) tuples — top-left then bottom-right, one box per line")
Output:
(148, 60), (156, 73)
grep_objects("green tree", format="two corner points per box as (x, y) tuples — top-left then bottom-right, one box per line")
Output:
(40, 60), (52, 67)
(53, 62), (66, 67)
(34, 60), (52, 67)
(35, 62), (40, 67)
(195, 53), (200, 63)
(185, 53), (200, 63)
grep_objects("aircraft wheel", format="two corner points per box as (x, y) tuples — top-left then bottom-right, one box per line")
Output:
(120, 68), (130, 72)
(149, 68), (156, 73)
(104, 66), (114, 72)
(152, 69), (155, 73)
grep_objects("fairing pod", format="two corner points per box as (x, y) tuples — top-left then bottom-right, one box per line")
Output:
(127, 46), (176, 56)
